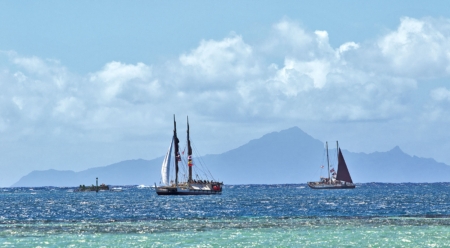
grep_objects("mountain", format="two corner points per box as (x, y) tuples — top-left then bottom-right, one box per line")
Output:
(344, 146), (450, 183)
(12, 159), (162, 187)
(11, 127), (450, 186)
(202, 127), (324, 184)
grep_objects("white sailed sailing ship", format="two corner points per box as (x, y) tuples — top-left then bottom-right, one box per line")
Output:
(308, 141), (355, 189)
(155, 115), (223, 195)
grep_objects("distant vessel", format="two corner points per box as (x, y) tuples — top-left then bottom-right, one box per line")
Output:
(111, 187), (123, 192)
(76, 183), (109, 192)
(308, 141), (355, 189)
(137, 184), (150, 189)
(155, 115), (223, 195)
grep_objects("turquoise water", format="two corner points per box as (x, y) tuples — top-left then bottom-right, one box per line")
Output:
(1, 184), (450, 247)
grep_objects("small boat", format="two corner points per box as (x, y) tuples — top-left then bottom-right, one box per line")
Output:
(137, 184), (150, 189)
(155, 115), (223, 195)
(110, 187), (123, 192)
(308, 141), (355, 189)
(76, 183), (109, 192)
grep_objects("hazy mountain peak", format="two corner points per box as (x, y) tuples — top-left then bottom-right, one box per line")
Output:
(227, 126), (319, 153)
(258, 126), (315, 141)
(389, 145), (404, 154)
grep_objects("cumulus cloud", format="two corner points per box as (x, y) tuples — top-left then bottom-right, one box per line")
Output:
(423, 87), (450, 121)
(0, 53), (72, 132)
(89, 61), (155, 102)
(178, 34), (259, 87)
(377, 17), (450, 77)
(269, 19), (314, 55)
(53, 96), (85, 121)
(2, 16), (450, 143)
(0, 52), (166, 142)
(430, 87), (450, 102)
(237, 19), (419, 121)
(337, 42), (359, 57)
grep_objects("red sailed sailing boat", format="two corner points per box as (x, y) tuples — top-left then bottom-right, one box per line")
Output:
(155, 115), (223, 195)
(308, 141), (355, 189)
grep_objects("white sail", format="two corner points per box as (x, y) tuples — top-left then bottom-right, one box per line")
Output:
(161, 138), (173, 186)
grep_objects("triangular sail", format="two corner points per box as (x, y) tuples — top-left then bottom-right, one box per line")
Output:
(336, 148), (353, 183)
(161, 138), (174, 186)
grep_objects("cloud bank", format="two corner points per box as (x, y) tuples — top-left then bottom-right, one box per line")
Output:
(2, 17), (450, 131)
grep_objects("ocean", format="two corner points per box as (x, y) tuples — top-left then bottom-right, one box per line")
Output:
(1, 183), (450, 247)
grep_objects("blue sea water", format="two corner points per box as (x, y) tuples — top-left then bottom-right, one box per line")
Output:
(1, 183), (450, 247)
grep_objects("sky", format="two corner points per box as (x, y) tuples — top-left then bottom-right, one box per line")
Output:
(1, 1), (450, 186)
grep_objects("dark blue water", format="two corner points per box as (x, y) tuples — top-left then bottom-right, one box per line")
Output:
(1, 183), (450, 224)
(2, 184), (450, 246)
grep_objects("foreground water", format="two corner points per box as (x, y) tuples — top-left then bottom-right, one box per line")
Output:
(1, 183), (450, 247)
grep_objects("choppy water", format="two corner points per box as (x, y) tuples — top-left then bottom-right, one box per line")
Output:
(1, 183), (450, 247)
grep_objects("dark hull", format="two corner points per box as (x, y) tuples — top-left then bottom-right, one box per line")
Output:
(155, 186), (222, 195)
(156, 190), (221, 195)
(307, 182), (355, 189)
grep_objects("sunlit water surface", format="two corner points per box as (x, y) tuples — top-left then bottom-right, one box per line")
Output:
(1, 183), (450, 247)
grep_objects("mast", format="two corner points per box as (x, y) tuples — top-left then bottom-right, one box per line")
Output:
(336, 141), (339, 162)
(326, 141), (330, 182)
(187, 116), (193, 183)
(173, 115), (180, 186)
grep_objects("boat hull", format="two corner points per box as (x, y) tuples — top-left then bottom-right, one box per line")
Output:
(307, 182), (355, 189)
(155, 186), (222, 195)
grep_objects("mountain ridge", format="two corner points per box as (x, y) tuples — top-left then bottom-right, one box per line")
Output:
(12, 126), (450, 186)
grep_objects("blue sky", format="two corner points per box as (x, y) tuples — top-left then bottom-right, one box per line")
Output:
(1, 1), (450, 186)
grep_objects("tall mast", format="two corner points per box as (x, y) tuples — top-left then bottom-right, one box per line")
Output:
(336, 141), (339, 161)
(326, 141), (330, 182)
(173, 115), (180, 186)
(187, 116), (193, 183)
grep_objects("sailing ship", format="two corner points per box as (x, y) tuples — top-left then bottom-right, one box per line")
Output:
(308, 141), (355, 189)
(155, 115), (223, 195)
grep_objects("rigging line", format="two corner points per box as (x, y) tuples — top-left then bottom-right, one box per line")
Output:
(318, 148), (326, 178)
(192, 156), (210, 180)
(177, 156), (187, 183)
(191, 141), (215, 180)
(195, 158), (211, 180)
(189, 140), (209, 178)
(187, 148), (205, 178)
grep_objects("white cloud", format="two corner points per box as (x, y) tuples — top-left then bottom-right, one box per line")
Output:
(13, 55), (70, 89)
(272, 19), (313, 52)
(160, 18), (432, 122)
(53, 96), (85, 121)
(12, 97), (24, 110)
(424, 87), (450, 122)
(337, 42), (360, 57)
(235, 19), (419, 121)
(89, 61), (154, 102)
(267, 58), (328, 96)
(4, 17), (448, 134)
(430, 87), (450, 102)
(377, 17), (450, 77)
(178, 34), (259, 87)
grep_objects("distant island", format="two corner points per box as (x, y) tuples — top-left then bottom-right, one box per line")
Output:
(12, 127), (450, 187)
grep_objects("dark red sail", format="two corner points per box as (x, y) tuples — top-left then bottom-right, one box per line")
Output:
(336, 148), (353, 183)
